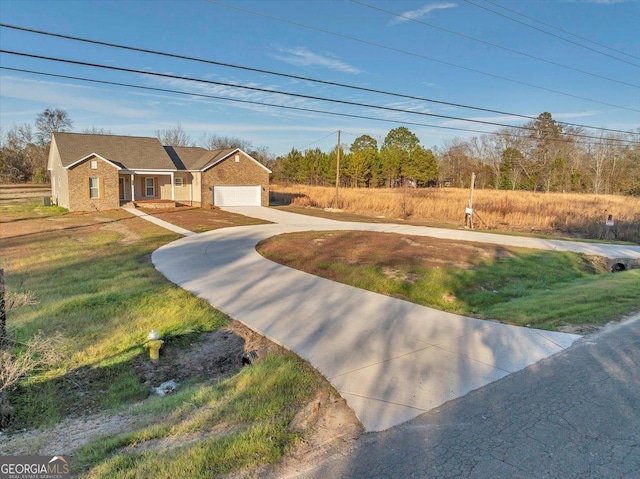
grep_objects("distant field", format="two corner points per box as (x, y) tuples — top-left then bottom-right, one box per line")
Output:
(270, 185), (640, 244)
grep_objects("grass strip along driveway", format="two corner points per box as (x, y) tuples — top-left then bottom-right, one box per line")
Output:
(258, 230), (640, 332)
(0, 202), (327, 478)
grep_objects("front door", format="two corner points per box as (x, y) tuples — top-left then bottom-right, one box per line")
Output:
(119, 177), (130, 201)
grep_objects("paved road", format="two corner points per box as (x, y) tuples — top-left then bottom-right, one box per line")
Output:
(152, 207), (640, 431)
(286, 314), (640, 479)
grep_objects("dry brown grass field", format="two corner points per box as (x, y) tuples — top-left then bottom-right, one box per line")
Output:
(270, 184), (640, 244)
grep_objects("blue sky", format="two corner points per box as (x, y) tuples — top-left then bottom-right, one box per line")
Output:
(0, 0), (638, 156)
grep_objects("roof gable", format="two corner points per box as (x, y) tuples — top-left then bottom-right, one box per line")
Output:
(54, 132), (176, 171)
(201, 148), (272, 173)
(66, 153), (122, 169)
(166, 147), (271, 173)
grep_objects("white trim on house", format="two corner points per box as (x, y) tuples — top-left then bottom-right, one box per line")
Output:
(65, 152), (122, 170)
(201, 148), (272, 173)
(121, 169), (176, 174)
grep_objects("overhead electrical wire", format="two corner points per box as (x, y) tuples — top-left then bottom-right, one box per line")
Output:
(204, 0), (640, 113)
(0, 66), (551, 140)
(350, 0), (639, 89)
(479, 0), (640, 62)
(1, 54), (637, 147)
(349, 0), (640, 88)
(1, 23), (634, 134)
(461, 0), (640, 68)
(3, 49), (540, 129)
(299, 131), (339, 150)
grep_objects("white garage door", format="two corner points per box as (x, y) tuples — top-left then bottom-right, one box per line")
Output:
(213, 186), (261, 206)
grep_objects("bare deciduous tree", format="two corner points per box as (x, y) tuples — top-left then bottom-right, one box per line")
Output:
(82, 127), (113, 135)
(35, 108), (73, 146)
(200, 133), (251, 151)
(156, 123), (193, 147)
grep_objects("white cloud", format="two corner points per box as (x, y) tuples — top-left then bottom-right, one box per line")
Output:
(272, 47), (363, 74)
(553, 111), (601, 119)
(144, 73), (332, 121)
(0, 75), (153, 119)
(391, 2), (457, 24)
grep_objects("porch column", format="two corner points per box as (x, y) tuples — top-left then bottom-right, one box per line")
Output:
(170, 172), (175, 201)
(130, 174), (135, 201)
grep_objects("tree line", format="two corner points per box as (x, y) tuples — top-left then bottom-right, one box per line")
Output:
(2, 110), (638, 195)
(273, 127), (439, 188)
(435, 113), (640, 195)
(272, 114), (639, 195)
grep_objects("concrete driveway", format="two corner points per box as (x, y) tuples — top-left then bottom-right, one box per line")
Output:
(152, 207), (640, 431)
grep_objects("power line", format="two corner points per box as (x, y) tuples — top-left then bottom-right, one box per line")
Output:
(300, 131), (338, 150)
(1, 23), (633, 134)
(4, 49), (637, 145)
(462, 0), (640, 68)
(480, 0), (640, 62)
(0, 66), (535, 138)
(351, 0), (639, 89)
(3, 65), (636, 147)
(205, 0), (640, 113)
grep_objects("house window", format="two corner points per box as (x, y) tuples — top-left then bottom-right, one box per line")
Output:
(175, 177), (184, 187)
(90, 160), (98, 169)
(89, 177), (100, 199)
(145, 177), (155, 197)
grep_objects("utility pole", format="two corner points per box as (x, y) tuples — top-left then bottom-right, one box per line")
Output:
(335, 130), (341, 208)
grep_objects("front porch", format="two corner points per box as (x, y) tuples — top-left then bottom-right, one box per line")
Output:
(119, 171), (198, 207)
(120, 199), (178, 209)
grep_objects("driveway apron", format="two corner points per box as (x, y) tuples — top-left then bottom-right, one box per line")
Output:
(152, 207), (640, 431)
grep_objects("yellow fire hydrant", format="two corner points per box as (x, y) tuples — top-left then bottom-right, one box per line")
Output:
(144, 330), (164, 361)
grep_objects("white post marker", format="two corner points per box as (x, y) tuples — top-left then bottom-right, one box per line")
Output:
(606, 215), (615, 227)
(606, 214), (615, 239)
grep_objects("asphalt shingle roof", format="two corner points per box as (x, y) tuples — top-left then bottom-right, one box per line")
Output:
(54, 132), (177, 170)
(54, 132), (244, 171)
(166, 146), (236, 170)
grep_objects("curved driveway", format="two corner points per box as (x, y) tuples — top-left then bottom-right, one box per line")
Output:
(152, 207), (640, 431)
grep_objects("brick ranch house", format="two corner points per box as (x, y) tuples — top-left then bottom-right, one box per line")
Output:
(48, 132), (271, 212)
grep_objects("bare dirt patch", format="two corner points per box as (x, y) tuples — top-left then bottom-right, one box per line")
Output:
(138, 206), (270, 232)
(131, 319), (284, 389)
(0, 410), (149, 456)
(260, 230), (508, 274)
(442, 292), (458, 303)
(100, 220), (141, 245)
(382, 267), (422, 284)
(252, 390), (362, 479)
